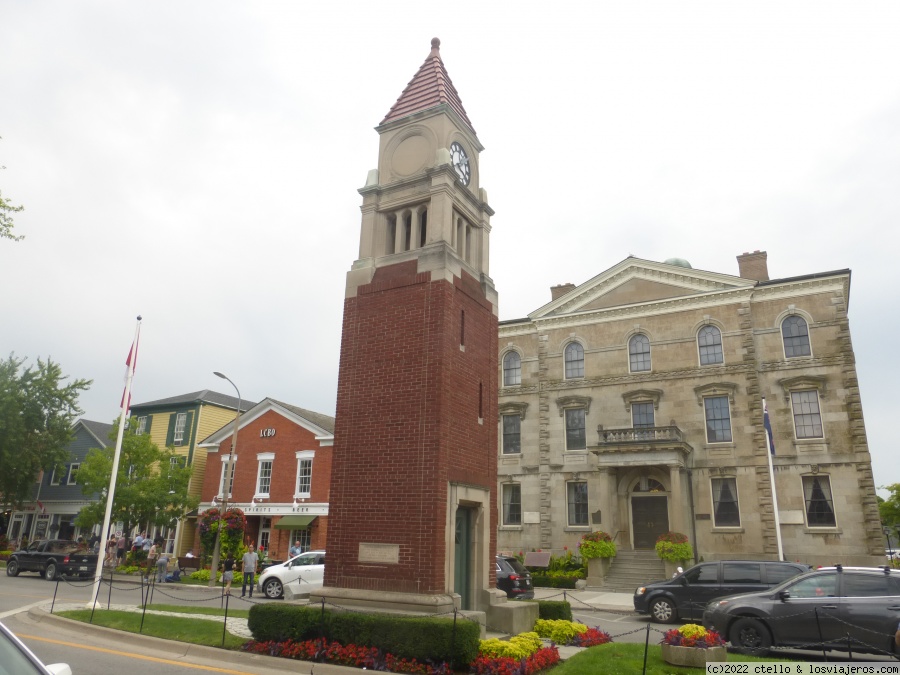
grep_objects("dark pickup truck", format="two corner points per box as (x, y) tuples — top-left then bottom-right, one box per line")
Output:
(6, 539), (99, 580)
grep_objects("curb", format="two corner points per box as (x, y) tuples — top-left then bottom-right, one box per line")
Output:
(27, 605), (364, 675)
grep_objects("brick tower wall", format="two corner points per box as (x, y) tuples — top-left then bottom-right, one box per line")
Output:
(325, 260), (498, 595)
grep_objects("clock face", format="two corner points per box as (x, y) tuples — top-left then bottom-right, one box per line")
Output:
(450, 141), (470, 186)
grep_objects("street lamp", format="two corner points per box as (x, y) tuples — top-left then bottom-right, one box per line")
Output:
(208, 371), (241, 588)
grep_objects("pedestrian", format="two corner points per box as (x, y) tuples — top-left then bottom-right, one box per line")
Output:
(106, 536), (117, 566)
(222, 554), (235, 595)
(142, 534), (151, 553)
(240, 544), (259, 598)
(133, 532), (144, 552)
(146, 540), (158, 579)
(156, 543), (169, 583)
(672, 566), (684, 578)
(289, 540), (303, 558)
(117, 534), (127, 565)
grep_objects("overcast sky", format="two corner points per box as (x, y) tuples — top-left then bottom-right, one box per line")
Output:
(2, 2), (898, 491)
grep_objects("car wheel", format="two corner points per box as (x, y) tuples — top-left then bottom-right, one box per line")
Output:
(6, 559), (19, 577)
(263, 578), (283, 599)
(730, 617), (773, 655)
(650, 597), (677, 623)
(45, 561), (58, 581)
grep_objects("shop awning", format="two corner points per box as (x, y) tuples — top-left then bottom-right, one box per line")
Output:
(274, 515), (317, 530)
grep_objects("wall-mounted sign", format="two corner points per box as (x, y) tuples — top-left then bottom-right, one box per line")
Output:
(260, 428), (276, 438)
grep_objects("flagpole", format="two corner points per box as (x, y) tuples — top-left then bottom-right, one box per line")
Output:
(762, 396), (785, 562)
(88, 316), (142, 608)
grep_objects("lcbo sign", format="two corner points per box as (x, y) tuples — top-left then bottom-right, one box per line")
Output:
(260, 428), (276, 438)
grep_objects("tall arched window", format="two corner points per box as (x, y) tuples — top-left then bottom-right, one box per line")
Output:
(502, 351), (521, 386)
(698, 325), (723, 365)
(782, 316), (811, 358)
(564, 342), (584, 379)
(629, 334), (651, 372)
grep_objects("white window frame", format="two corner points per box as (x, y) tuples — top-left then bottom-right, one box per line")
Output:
(502, 351), (522, 386)
(501, 483), (522, 526)
(802, 474), (837, 528)
(564, 342), (585, 379)
(255, 452), (275, 498)
(136, 416), (148, 435)
(698, 325), (724, 365)
(782, 315), (813, 359)
(501, 413), (521, 455)
(49, 467), (61, 486)
(66, 463), (80, 486)
(703, 395), (733, 444)
(629, 334), (651, 372)
(790, 390), (824, 440)
(566, 481), (589, 527)
(173, 412), (187, 445)
(564, 407), (586, 451)
(218, 454), (237, 498)
(294, 450), (315, 498)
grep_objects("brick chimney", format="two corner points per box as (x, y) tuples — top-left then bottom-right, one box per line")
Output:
(551, 283), (576, 301)
(736, 250), (769, 281)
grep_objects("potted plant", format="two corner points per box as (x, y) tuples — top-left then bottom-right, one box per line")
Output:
(660, 623), (727, 667)
(655, 531), (693, 578)
(579, 531), (616, 586)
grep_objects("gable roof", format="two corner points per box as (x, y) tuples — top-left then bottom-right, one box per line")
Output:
(381, 38), (474, 133)
(76, 418), (114, 447)
(527, 256), (756, 320)
(198, 397), (335, 447)
(130, 389), (254, 412)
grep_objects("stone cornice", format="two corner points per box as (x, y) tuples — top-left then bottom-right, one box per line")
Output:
(777, 375), (828, 401)
(693, 382), (738, 406)
(622, 389), (664, 411)
(498, 402), (529, 419)
(555, 395), (592, 416)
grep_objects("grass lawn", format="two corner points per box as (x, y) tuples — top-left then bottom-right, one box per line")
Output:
(142, 603), (250, 619)
(57, 609), (249, 650)
(551, 643), (786, 674)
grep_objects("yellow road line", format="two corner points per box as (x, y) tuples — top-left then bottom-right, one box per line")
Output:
(18, 634), (258, 674)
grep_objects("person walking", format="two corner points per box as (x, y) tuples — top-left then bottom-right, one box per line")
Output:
(106, 535), (117, 567)
(156, 543), (169, 583)
(222, 554), (235, 595)
(289, 540), (303, 558)
(146, 540), (158, 579)
(240, 544), (259, 598)
(116, 535), (127, 565)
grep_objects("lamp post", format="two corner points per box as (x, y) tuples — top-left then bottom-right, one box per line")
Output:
(208, 371), (241, 588)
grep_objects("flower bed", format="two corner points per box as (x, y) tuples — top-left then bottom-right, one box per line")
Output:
(660, 623), (725, 648)
(471, 647), (560, 675)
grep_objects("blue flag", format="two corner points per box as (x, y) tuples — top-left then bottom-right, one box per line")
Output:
(762, 398), (776, 455)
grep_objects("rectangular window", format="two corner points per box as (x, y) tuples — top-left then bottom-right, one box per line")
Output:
(567, 481), (589, 526)
(723, 562), (761, 583)
(711, 477), (740, 526)
(257, 460), (273, 496)
(791, 391), (823, 439)
(219, 458), (236, 497)
(632, 402), (655, 440)
(291, 529), (311, 552)
(49, 468), (61, 486)
(502, 484), (522, 525)
(704, 396), (733, 443)
(502, 414), (521, 454)
(565, 408), (586, 450)
(460, 309), (465, 346)
(173, 412), (187, 445)
(136, 416), (148, 435)
(295, 453), (314, 497)
(66, 463), (80, 486)
(803, 475), (836, 527)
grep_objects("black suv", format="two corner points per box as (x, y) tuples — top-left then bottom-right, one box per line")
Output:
(634, 560), (810, 623)
(496, 555), (534, 599)
(703, 566), (900, 656)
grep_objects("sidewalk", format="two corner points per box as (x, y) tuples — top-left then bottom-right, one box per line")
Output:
(531, 586), (635, 613)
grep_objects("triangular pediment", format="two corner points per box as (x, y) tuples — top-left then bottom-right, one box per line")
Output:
(530, 257), (755, 319)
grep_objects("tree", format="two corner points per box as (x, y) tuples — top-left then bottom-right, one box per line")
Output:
(0, 355), (91, 507)
(879, 484), (900, 528)
(74, 421), (199, 538)
(1, 138), (25, 242)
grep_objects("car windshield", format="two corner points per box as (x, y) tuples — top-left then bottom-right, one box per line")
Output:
(291, 553), (318, 567)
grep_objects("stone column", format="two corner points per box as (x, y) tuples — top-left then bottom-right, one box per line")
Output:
(669, 465), (684, 534)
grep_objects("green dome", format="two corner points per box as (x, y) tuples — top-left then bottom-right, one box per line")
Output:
(664, 257), (692, 269)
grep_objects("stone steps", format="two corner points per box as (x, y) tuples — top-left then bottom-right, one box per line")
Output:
(598, 550), (667, 593)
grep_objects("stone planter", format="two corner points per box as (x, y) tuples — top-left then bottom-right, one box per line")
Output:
(586, 556), (613, 586)
(663, 559), (687, 579)
(661, 644), (727, 668)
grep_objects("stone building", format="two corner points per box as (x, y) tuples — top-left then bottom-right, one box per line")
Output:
(497, 252), (882, 567)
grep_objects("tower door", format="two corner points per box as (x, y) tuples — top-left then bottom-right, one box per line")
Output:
(453, 506), (474, 610)
(631, 496), (669, 549)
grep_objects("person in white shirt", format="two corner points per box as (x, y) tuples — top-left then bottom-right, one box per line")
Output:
(289, 541), (303, 558)
(241, 545), (259, 597)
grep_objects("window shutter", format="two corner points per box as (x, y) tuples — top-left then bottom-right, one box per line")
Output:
(166, 414), (176, 446)
(182, 411), (194, 445)
(145, 415), (153, 434)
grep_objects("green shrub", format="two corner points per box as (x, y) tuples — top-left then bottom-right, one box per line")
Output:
(579, 531), (617, 559)
(534, 600), (572, 621)
(247, 604), (479, 668)
(479, 631), (542, 659)
(189, 569), (223, 582)
(531, 572), (580, 589)
(534, 618), (588, 644)
(655, 532), (693, 562)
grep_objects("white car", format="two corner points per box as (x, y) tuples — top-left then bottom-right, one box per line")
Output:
(257, 550), (325, 599)
(0, 621), (72, 675)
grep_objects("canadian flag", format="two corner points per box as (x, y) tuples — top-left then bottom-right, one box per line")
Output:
(37, 500), (46, 514)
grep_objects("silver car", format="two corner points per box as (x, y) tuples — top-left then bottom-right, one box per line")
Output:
(0, 621), (72, 675)
(257, 550), (325, 599)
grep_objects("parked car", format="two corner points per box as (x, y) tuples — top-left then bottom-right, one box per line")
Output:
(703, 566), (900, 656)
(257, 550), (325, 599)
(495, 554), (534, 600)
(6, 539), (99, 581)
(634, 560), (811, 623)
(0, 620), (72, 675)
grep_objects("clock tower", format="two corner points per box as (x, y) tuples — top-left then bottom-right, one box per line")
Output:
(318, 38), (500, 615)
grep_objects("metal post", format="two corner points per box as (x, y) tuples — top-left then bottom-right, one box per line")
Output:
(642, 620), (650, 675)
(222, 593), (229, 646)
(209, 371), (241, 587)
(51, 578), (60, 614)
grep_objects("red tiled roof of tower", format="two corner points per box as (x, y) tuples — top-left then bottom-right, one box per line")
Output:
(381, 38), (475, 133)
